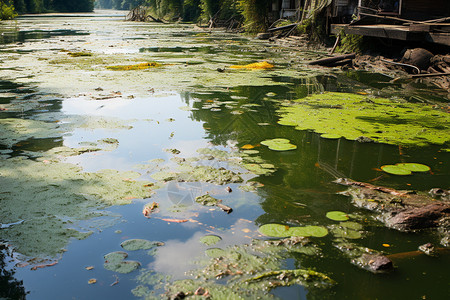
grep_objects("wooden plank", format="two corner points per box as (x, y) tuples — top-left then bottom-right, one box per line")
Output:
(409, 24), (431, 32)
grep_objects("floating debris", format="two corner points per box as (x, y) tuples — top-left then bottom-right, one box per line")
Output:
(107, 62), (162, 71)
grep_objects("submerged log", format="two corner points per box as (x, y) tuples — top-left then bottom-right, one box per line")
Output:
(385, 203), (450, 231)
(336, 178), (450, 234)
(309, 54), (356, 66)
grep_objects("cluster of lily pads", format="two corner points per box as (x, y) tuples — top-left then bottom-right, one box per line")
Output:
(103, 239), (164, 274)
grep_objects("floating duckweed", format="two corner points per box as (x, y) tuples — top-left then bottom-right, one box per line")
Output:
(277, 92), (450, 146)
(68, 52), (92, 57)
(230, 61), (274, 70)
(107, 62), (162, 71)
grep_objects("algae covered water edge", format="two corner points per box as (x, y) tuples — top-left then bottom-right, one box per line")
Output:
(0, 11), (449, 300)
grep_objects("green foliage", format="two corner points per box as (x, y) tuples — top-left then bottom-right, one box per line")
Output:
(237, 0), (270, 33)
(53, 0), (94, 12)
(1, 0), (17, 19)
(146, 0), (183, 20)
(336, 32), (365, 54)
(12, 0), (94, 13)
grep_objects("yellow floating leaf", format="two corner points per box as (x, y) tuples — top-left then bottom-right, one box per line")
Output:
(241, 144), (255, 149)
(230, 61), (274, 70)
(107, 62), (162, 71)
(88, 278), (97, 284)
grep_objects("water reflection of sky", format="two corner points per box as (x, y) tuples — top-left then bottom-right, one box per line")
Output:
(61, 93), (208, 171)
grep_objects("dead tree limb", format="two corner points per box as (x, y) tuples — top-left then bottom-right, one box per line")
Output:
(309, 53), (355, 66)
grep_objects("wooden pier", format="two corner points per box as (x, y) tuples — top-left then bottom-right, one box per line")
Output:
(331, 22), (450, 47)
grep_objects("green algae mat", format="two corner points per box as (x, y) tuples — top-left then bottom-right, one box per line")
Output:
(277, 92), (450, 146)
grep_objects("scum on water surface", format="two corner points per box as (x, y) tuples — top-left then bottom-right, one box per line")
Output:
(0, 12), (449, 300)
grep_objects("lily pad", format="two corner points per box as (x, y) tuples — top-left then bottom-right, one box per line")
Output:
(381, 165), (412, 175)
(395, 163), (430, 172)
(200, 235), (222, 246)
(259, 224), (328, 238)
(260, 138), (290, 146)
(205, 248), (226, 258)
(288, 226), (328, 238)
(195, 194), (219, 206)
(259, 223), (291, 237)
(320, 133), (342, 139)
(331, 227), (362, 240)
(121, 239), (164, 251)
(326, 211), (350, 221)
(260, 138), (297, 151)
(104, 260), (141, 274)
(104, 251), (128, 264)
(340, 221), (363, 231)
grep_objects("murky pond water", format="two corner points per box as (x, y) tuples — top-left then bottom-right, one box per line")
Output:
(1, 11), (449, 300)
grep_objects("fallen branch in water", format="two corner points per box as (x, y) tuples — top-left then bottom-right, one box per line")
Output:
(31, 261), (58, 270)
(334, 178), (408, 196)
(309, 54), (356, 66)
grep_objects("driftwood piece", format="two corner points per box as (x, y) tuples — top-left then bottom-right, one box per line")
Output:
(336, 178), (450, 234)
(268, 23), (298, 32)
(328, 58), (353, 67)
(411, 72), (450, 78)
(334, 178), (407, 196)
(217, 203), (233, 214)
(309, 53), (356, 66)
(385, 203), (450, 231)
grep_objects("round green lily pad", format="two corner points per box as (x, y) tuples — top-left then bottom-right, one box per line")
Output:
(320, 133), (342, 139)
(381, 165), (412, 175)
(200, 235), (222, 246)
(260, 138), (297, 151)
(259, 223), (291, 237)
(288, 226), (328, 238)
(121, 239), (164, 251)
(260, 138), (290, 146)
(205, 248), (226, 258)
(340, 221), (363, 231)
(268, 144), (297, 151)
(242, 150), (259, 154)
(331, 227), (362, 240)
(104, 260), (141, 274)
(395, 163), (430, 173)
(104, 251), (128, 264)
(326, 211), (350, 221)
